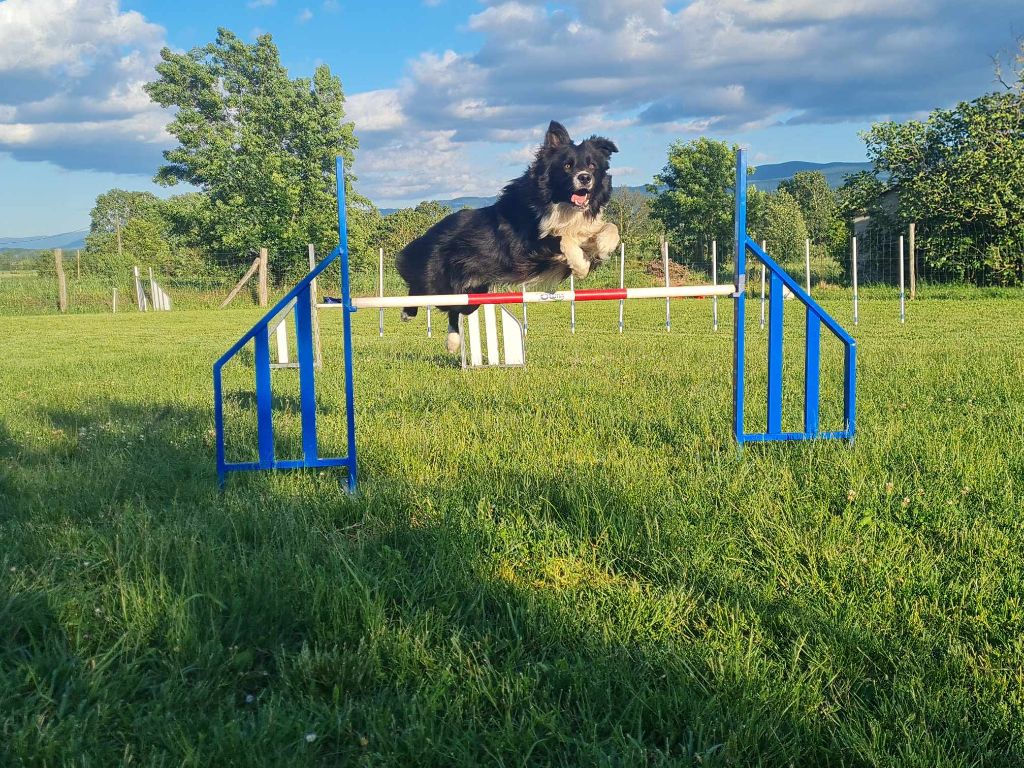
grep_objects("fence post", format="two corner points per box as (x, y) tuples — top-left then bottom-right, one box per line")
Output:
(378, 247), (385, 337)
(113, 287), (118, 314)
(852, 236), (859, 326)
(662, 236), (671, 332)
(759, 241), (766, 331)
(75, 249), (81, 279)
(805, 238), (811, 294)
(55, 249), (68, 313)
(908, 223), (917, 300)
(258, 247), (268, 307)
(521, 282), (528, 337)
(569, 273), (576, 334)
(898, 235), (906, 324)
(618, 241), (625, 333)
(308, 244), (322, 368)
(711, 239), (718, 332)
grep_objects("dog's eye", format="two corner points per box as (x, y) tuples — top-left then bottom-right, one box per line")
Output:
(563, 162), (572, 171)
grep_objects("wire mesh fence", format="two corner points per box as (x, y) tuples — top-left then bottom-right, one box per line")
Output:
(4, 218), (1022, 317)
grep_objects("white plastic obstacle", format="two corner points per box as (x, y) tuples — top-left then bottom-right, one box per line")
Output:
(133, 266), (172, 311)
(460, 304), (526, 368)
(267, 297), (300, 369)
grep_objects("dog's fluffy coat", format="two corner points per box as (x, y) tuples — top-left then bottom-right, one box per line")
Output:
(396, 121), (620, 351)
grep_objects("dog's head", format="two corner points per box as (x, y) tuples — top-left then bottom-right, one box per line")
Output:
(533, 121), (618, 215)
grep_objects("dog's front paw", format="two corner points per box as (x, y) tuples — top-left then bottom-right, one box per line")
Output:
(446, 331), (461, 354)
(570, 260), (591, 279)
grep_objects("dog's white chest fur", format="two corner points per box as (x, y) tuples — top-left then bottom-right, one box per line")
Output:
(538, 202), (620, 280)
(539, 203), (604, 241)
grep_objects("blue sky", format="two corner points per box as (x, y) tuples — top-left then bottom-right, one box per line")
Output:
(0, 0), (1021, 237)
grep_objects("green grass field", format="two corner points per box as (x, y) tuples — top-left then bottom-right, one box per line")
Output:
(2, 294), (1023, 766)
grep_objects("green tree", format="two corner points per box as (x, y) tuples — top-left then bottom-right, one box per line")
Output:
(649, 138), (747, 248)
(604, 188), (660, 258)
(855, 42), (1024, 282)
(747, 189), (809, 264)
(836, 170), (888, 221)
(373, 202), (453, 259)
(144, 28), (365, 264)
(778, 171), (846, 258)
(83, 189), (167, 276)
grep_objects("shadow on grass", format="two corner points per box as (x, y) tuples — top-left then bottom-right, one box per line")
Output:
(0, 402), (1017, 766)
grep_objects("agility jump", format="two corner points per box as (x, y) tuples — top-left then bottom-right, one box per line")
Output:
(213, 150), (857, 490)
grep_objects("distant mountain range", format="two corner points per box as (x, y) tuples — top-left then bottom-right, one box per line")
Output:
(381, 160), (872, 214)
(0, 230), (87, 252)
(2, 160), (873, 249)
(746, 160), (873, 191)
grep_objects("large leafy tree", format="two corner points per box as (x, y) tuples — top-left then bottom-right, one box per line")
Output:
(83, 190), (167, 275)
(855, 42), (1024, 281)
(778, 171), (847, 259)
(747, 189), (809, 264)
(649, 138), (747, 249)
(144, 28), (367, 260)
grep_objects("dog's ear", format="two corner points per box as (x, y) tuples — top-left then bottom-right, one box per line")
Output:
(590, 136), (619, 156)
(544, 121), (572, 148)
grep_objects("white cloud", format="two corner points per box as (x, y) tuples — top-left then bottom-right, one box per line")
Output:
(352, 130), (499, 202)
(343, 0), (1017, 203)
(0, 0), (170, 173)
(297, 8), (314, 23)
(347, 90), (407, 132)
(247, 0), (276, 7)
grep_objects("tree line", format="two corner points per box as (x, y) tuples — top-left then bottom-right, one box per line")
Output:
(66, 29), (1024, 287)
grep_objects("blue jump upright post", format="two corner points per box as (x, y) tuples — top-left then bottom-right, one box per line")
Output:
(732, 149), (856, 443)
(212, 159), (357, 490)
(213, 151), (855, 491)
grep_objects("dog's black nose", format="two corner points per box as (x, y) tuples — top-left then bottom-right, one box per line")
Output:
(577, 172), (592, 185)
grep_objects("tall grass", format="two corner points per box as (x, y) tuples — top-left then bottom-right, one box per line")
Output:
(2, 295), (1022, 765)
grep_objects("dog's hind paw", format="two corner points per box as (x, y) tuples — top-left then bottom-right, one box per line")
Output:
(446, 331), (461, 354)
(401, 308), (418, 321)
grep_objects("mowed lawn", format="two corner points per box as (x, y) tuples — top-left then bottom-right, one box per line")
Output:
(2, 293), (1023, 766)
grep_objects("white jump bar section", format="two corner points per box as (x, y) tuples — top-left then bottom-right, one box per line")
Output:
(331, 284), (735, 310)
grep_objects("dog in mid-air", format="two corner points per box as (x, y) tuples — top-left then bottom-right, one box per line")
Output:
(396, 121), (621, 353)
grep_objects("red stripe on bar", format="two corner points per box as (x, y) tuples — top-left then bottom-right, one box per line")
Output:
(575, 288), (627, 301)
(467, 291), (524, 305)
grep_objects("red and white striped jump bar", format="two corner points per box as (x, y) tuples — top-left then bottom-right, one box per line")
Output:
(322, 284), (736, 310)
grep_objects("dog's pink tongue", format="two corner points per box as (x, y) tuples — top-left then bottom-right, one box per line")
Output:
(571, 192), (588, 206)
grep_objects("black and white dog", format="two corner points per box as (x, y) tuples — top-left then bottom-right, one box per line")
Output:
(396, 121), (621, 353)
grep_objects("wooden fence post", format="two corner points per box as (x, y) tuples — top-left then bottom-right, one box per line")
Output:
(55, 249), (68, 313)
(308, 244), (322, 368)
(75, 249), (81, 279)
(258, 247), (269, 307)
(908, 223), (917, 300)
(220, 257), (261, 309)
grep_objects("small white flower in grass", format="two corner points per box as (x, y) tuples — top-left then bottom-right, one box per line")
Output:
(245, 694), (255, 704)
(94, 607), (102, 615)
(901, 497), (910, 508)
(304, 732), (317, 743)
(9, 566), (16, 573)
(884, 482), (894, 494)
(846, 489), (856, 502)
